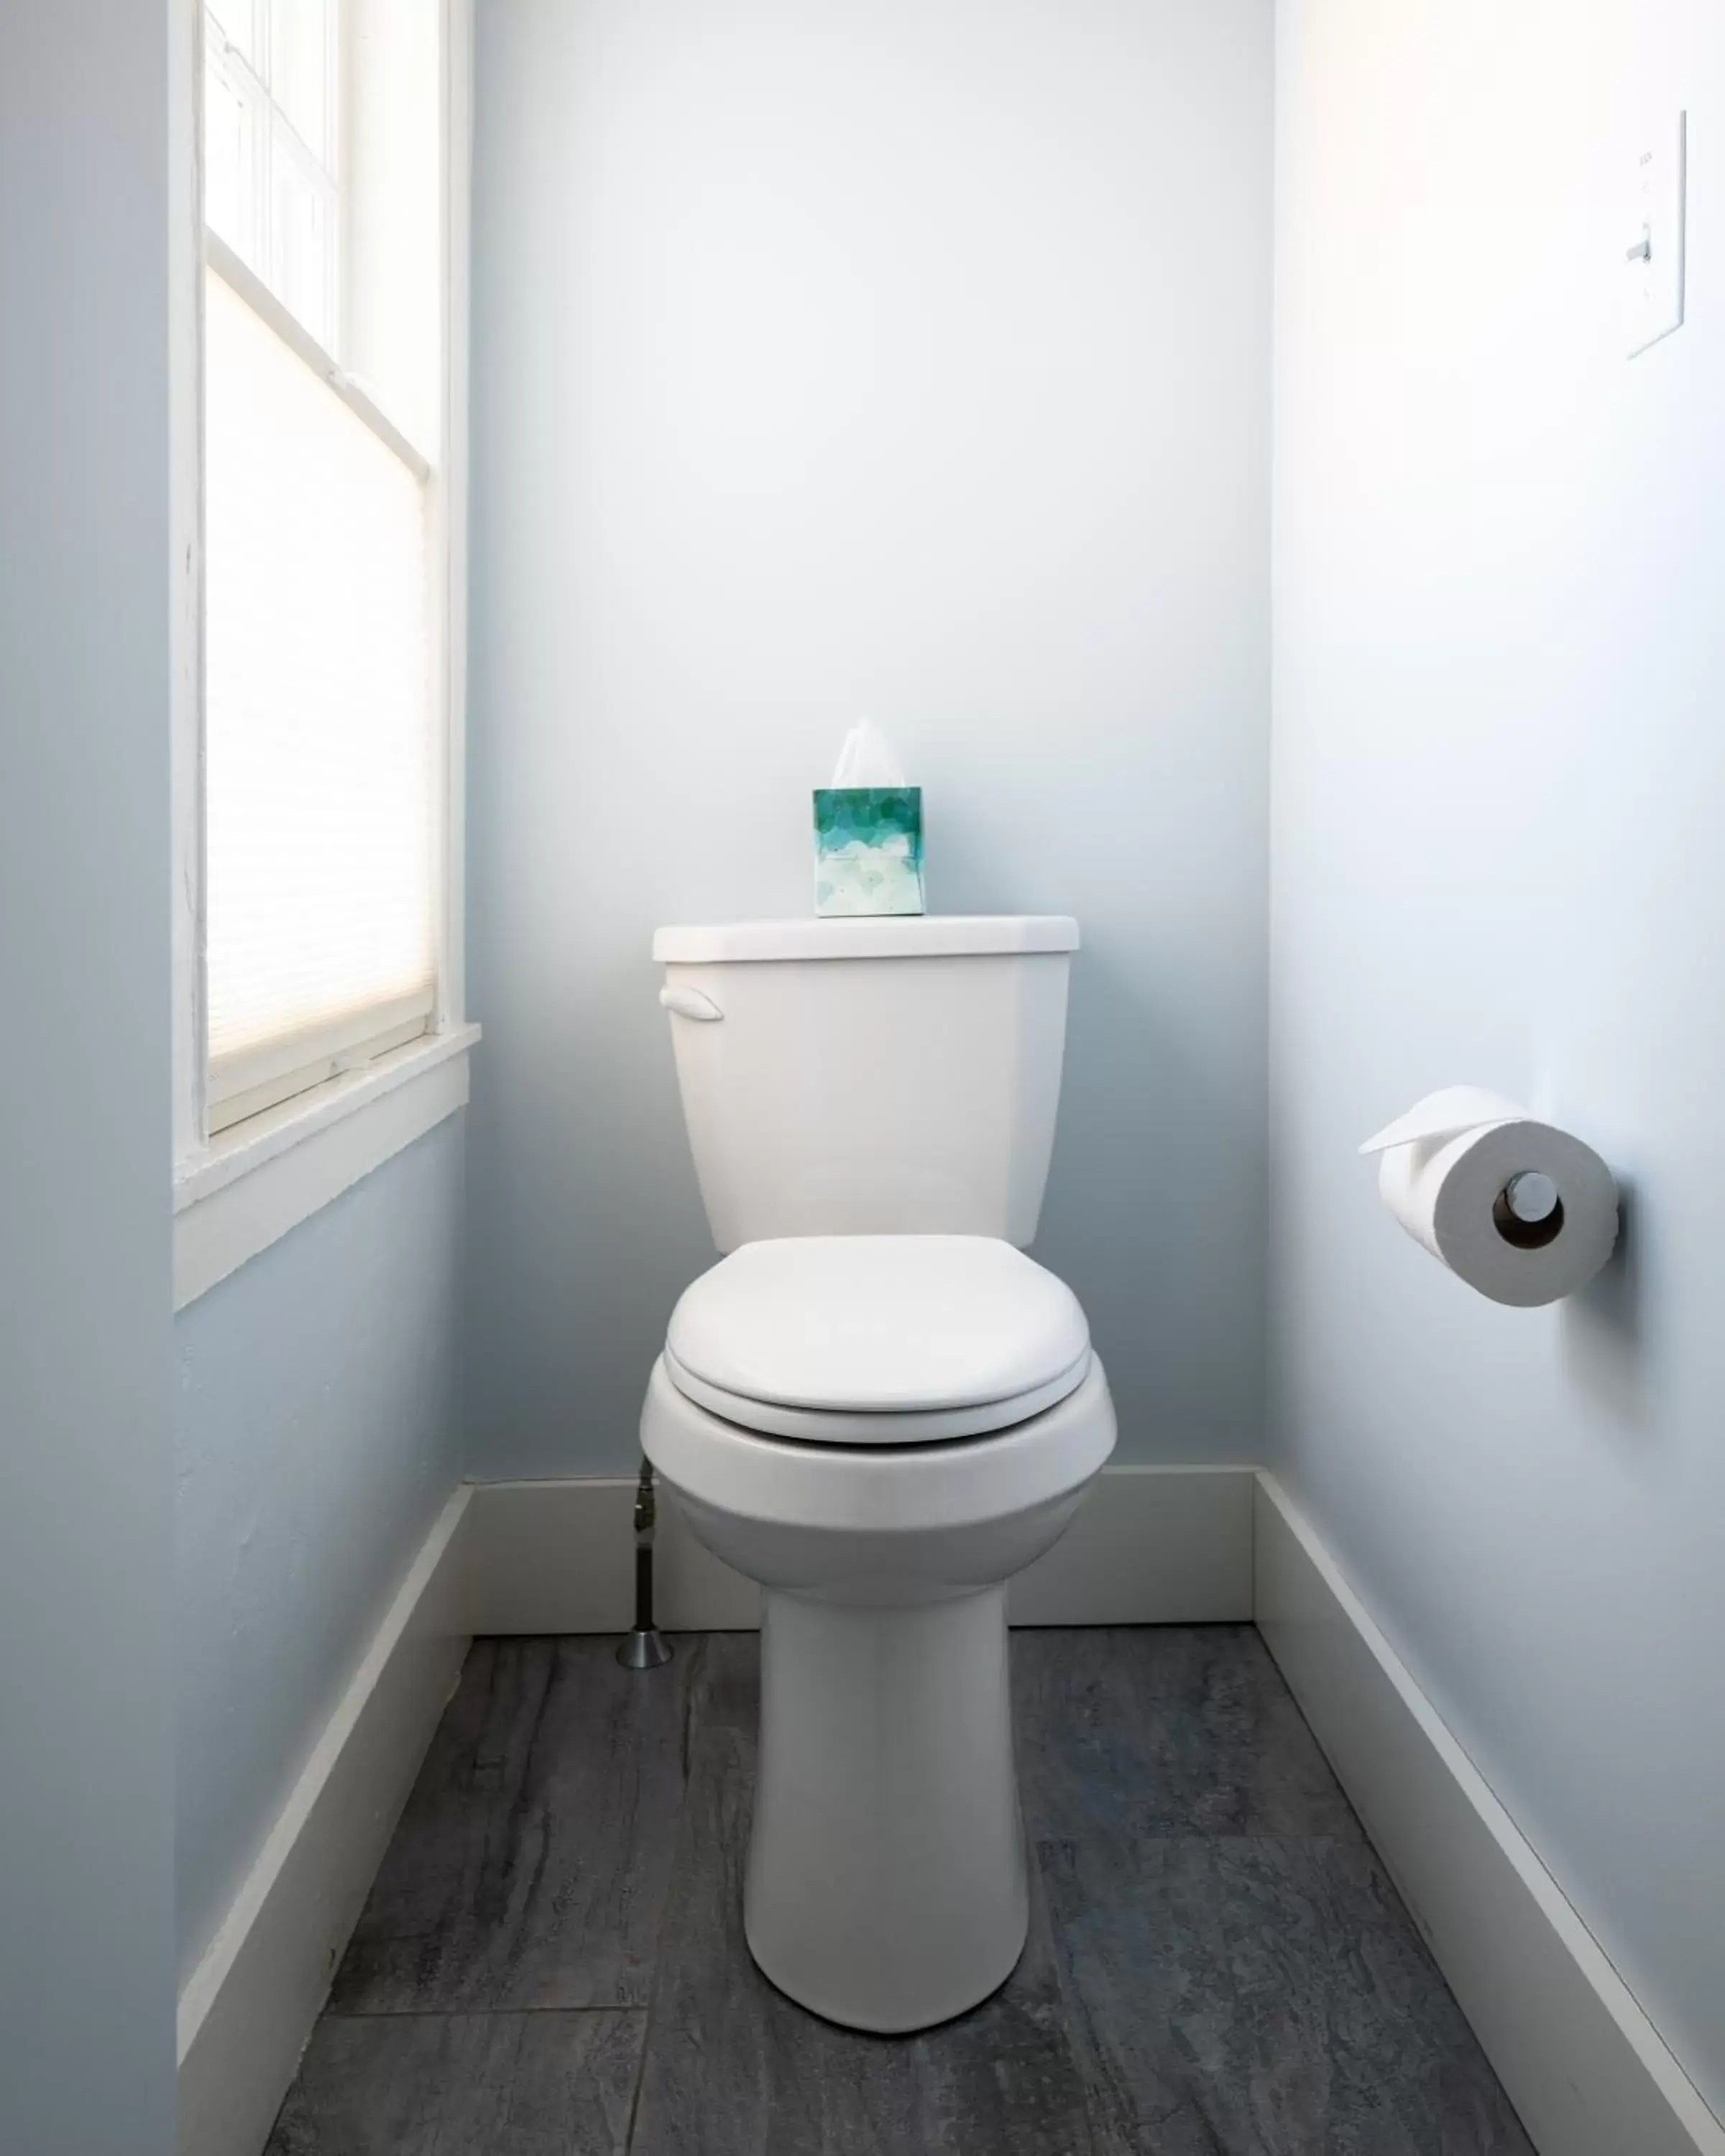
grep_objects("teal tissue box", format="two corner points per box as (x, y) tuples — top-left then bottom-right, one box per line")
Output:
(812, 786), (925, 917)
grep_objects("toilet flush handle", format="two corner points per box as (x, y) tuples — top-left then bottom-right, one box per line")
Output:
(659, 985), (724, 1023)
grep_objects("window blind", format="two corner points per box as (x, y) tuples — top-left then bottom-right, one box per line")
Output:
(203, 262), (436, 1120)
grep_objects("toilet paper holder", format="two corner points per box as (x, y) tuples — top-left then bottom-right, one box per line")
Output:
(1493, 1172), (1564, 1250)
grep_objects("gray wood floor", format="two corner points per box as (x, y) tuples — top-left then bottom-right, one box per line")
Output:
(267, 1626), (1535, 2156)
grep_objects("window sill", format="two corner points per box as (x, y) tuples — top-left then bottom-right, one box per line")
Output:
(173, 1023), (480, 1311)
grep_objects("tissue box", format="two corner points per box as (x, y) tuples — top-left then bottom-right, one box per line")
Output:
(812, 786), (924, 917)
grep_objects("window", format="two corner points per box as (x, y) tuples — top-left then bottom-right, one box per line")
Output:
(197, 0), (459, 1134)
(172, 0), (474, 1304)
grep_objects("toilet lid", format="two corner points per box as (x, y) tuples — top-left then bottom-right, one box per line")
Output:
(664, 1235), (1091, 1442)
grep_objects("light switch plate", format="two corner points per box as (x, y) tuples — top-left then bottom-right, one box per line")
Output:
(1626, 111), (1686, 358)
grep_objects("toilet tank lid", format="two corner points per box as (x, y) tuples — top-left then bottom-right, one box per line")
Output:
(653, 914), (1080, 964)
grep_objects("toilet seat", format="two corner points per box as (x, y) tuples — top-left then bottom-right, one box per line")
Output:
(663, 1234), (1090, 1445)
(663, 1343), (1090, 1444)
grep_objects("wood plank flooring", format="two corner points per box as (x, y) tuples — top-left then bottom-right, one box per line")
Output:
(268, 1627), (1535, 2156)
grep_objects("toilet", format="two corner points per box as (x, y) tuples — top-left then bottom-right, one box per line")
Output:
(642, 914), (1116, 2032)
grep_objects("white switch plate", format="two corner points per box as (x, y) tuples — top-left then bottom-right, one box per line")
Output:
(1626, 111), (1686, 358)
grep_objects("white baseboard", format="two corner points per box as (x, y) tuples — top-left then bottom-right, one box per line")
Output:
(461, 1463), (1256, 1634)
(1254, 1475), (1725, 2156)
(461, 1470), (763, 1631)
(176, 1486), (474, 2156)
(1011, 1463), (1254, 1623)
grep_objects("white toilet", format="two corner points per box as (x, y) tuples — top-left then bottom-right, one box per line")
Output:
(642, 914), (1116, 2032)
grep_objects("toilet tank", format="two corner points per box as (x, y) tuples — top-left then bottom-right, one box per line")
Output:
(654, 916), (1078, 1251)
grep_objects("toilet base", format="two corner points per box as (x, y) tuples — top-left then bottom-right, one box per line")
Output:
(742, 1583), (1029, 2032)
(641, 1352), (1117, 2029)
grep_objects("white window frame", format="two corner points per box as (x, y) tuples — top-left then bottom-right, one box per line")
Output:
(170, 0), (478, 1312)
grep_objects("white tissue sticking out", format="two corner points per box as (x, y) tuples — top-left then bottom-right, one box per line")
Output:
(829, 719), (908, 788)
(1361, 1087), (1619, 1308)
(1358, 1085), (1526, 1156)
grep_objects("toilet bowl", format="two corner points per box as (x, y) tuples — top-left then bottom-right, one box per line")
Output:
(643, 1233), (1116, 2031)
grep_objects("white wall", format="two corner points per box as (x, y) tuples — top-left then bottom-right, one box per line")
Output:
(466, 0), (1274, 1475)
(0, 6), (179, 2150)
(1271, 0), (1725, 2115)
(175, 1120), (466, 1988)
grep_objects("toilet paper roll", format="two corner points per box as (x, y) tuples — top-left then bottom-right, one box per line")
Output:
(1360, 1087), (1619, 1307)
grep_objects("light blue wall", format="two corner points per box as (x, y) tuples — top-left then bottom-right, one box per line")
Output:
(1271, 0), (1725, 2113)
(0, 6), (178, 2150)
(175, 1118), (465, 1986)
(466, 0), (1274, 1476)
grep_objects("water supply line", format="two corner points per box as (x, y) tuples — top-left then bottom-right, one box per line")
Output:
(617, 1454), (673, 1669)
